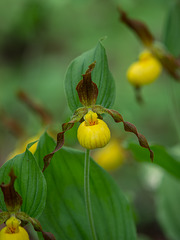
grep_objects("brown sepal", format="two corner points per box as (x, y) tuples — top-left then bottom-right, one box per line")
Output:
(42, 108), (88, 172)
(104, 108), (154, 161)
(0, 169), (23, 213)
(16, 212), (56, 240)
(17, 90), (52, 125)
(155, 52), (180, 81)
(76, 62), (98, 107)
(118, 7), (154, 47)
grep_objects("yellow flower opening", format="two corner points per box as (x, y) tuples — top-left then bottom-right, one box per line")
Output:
(0, 216), (29, 240)
(77, 110), (111, 149)
(127, 50), (162, 86)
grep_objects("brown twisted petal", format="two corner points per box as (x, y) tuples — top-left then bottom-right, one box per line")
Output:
(92, 106), (154, 162)
(16, 212), (56, 240)
(42, 122), (74, 172)
(43, 108), (88, 172)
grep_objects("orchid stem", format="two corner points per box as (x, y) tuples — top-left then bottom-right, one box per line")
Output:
(84, 149), (97, 240)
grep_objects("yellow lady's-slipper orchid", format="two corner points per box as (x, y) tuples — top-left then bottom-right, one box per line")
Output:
(127, 50), (162, 86)
(43, 62), (153, 172)
(0, 169), (55, 240)
(77, 110), (111, 149)
(119, 8), (180, 81)
(0, 216), (29, 240)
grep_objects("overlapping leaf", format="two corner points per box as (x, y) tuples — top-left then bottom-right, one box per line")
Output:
(0, 145), (47, 219)
(36, 132), (136, 240)
(65, 41), (115, 112)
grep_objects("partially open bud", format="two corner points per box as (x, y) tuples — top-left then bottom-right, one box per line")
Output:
(77, 110), (111, 149)
(127, 50), (162, 86)
(0, 216), (29, 240)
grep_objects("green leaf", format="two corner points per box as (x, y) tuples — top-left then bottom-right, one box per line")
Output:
(0, 147), (47, 219)
(163, 1), (180, 56)
(36, 133), (136, 240)
(128, 143), (180, 180)
(35, 132), (56, 170)
(156, 173), (180, 240)
(65, 42), (115, 112)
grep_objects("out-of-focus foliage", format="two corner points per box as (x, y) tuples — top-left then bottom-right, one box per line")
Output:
(156, 173), (180, 240)
(129, 143), (180, 180)
(0, 0), (180, 239)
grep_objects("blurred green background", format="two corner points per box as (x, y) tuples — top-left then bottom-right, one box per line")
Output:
(0, 0), (180, 239)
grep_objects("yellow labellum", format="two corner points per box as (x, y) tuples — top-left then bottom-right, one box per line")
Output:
(77, 111), (111, 149)
(0, 216), (29, 240)
(127, 50), (162, 86)
(92, 139), (125, 171)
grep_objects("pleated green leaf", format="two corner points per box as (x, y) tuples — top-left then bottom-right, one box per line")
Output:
(156, 174), (180, 240)
(163, 1), (180, 56)
(0, 146), (47, 219)
(129, 143), (180, 180)
(65, 42), (115, 112)
(36, 132), (136, 240)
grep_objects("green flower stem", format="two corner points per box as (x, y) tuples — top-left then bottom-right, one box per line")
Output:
(84, 149), (97, 240)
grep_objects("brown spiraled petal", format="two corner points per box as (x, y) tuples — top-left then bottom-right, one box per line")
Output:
(137, 133), (154, 160)
(0, 212), (10, 225)
(76, 62), (98, 107)
(0, 169), (23, 212)
(62, 122), (75, 132)
(30, 217), (56, 240)
(17, 213), (56, 240)
(92, 105), (124, 122)
(105, 109), (124, 122)
(42, 124), (73, 172)
(118, 7), (154, 47)
(43, 108), (87, 172)
(105, 108), (154, 161)
(42, 231), (56, 240)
